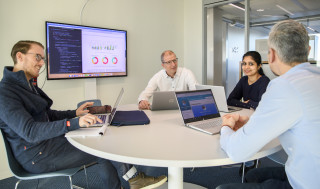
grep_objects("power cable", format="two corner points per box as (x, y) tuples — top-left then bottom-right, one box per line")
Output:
(80, 0), (90, 25)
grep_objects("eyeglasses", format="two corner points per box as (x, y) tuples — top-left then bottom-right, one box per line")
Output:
(26, 53), (46, 63)
(162, 58), (178, 65)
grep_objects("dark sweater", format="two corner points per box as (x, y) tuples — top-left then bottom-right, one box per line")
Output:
(227, 75), (270, 109)
(0, 66), (80, 169)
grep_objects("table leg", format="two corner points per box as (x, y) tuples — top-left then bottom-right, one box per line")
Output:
(168, 167), (183, 189)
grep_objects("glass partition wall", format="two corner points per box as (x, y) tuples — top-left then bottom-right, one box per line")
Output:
(203, 0), (320, 96)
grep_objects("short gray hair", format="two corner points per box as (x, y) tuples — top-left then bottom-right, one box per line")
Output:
(160, 50), (175, 63)
(268, 20), (309, 65)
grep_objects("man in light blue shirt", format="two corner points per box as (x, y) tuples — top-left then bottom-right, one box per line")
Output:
(217, 20), (320, 189)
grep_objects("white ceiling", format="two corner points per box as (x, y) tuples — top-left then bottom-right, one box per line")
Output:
(217, 0), (320, 33)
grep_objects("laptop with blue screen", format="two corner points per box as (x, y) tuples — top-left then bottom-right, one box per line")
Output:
(175, 89), (222, 135)
(195, 84), (242, 113)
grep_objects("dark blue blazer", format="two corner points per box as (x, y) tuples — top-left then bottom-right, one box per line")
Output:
(0, 67), (79, 171)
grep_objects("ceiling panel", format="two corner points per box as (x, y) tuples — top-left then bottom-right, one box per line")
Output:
(216, 0), (320, 34)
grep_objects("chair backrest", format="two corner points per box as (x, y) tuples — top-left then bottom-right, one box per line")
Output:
(268, 149), (288, 166)
(0, 129), (29, 178)
(77, 99), (102, 108)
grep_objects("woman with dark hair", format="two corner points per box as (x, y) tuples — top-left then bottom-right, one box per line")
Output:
(227, 51), (270, 176)
(227, 51), (270, 110)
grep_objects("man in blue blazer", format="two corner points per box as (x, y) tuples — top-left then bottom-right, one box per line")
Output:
(0, 40), (167, 189)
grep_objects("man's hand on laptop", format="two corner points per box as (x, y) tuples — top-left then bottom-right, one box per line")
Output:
(139, 100), (150, 110)
(222, 114), (249, 131)
(79, 114), (103, 128)
(76, 102), (94, 116)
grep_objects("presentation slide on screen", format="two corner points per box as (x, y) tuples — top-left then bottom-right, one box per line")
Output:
(47, 22), (127, 78)
(82, 30), (126, 74)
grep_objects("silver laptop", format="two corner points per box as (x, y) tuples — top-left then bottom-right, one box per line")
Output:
(150, 91), (178, 111)
(92, 88), (124, 126)
(175, 89), (222, 135)
(195, 84), (242, 113)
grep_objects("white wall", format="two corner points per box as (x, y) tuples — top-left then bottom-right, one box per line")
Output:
(0, 0), (203, 179)
(184, 0), (203, 84)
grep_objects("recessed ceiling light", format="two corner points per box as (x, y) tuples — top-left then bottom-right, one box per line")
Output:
(229, 3), (245, 11)
(307, 26), (315, 32)
(276, 4), (294, 15)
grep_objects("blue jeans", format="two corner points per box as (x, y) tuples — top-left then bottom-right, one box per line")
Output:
(216, 167), (292, 189)
(23, 137), (132, 189)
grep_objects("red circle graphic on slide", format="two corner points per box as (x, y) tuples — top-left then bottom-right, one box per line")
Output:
(92, 57), (98, 64)
(102, 57), (108, 64)
(112, 57), (118, 64)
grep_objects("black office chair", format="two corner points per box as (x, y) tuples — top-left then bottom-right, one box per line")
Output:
(0, 129), (89, 189)
(268, 149), (287, 166)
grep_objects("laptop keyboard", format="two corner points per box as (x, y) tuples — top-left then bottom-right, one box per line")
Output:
(97, 114), (107, 124)
(191, 118), (222, 129)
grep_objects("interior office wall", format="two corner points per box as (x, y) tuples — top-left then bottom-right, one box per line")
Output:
(0, 0), (203, 179)
(206, 8), (214, 85)
(184, 0), (203, 83)
(0, 0), (204, 110)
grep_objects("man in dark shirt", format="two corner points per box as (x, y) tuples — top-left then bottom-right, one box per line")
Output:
(0, 40), (167, 189)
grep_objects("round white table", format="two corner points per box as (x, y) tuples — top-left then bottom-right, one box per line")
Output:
(66, 105), (281, 189)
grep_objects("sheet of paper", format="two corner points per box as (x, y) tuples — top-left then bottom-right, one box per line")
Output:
(65, 125), (108, 137)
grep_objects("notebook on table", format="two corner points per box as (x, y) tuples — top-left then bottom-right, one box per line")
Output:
(195, 84), (242, 113)
(175, 89), (222, 135)
(91, 88), (124, 126)
(150, 91), (179, 111)
(111, 110), (150, 126)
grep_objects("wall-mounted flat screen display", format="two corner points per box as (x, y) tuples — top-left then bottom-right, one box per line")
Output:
(46, 21), (127, 80)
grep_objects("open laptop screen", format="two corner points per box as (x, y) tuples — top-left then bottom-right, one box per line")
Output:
(109, 88), (124, 124)
(151, 91), (178, 110)
(176, 89), (220, 124)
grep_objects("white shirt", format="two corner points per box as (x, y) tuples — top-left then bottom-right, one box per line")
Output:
(138, 67), (198, 102)
(220, 63), (320, 189)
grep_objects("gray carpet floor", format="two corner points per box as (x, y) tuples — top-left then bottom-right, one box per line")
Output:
(0, 157), (282, 189)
